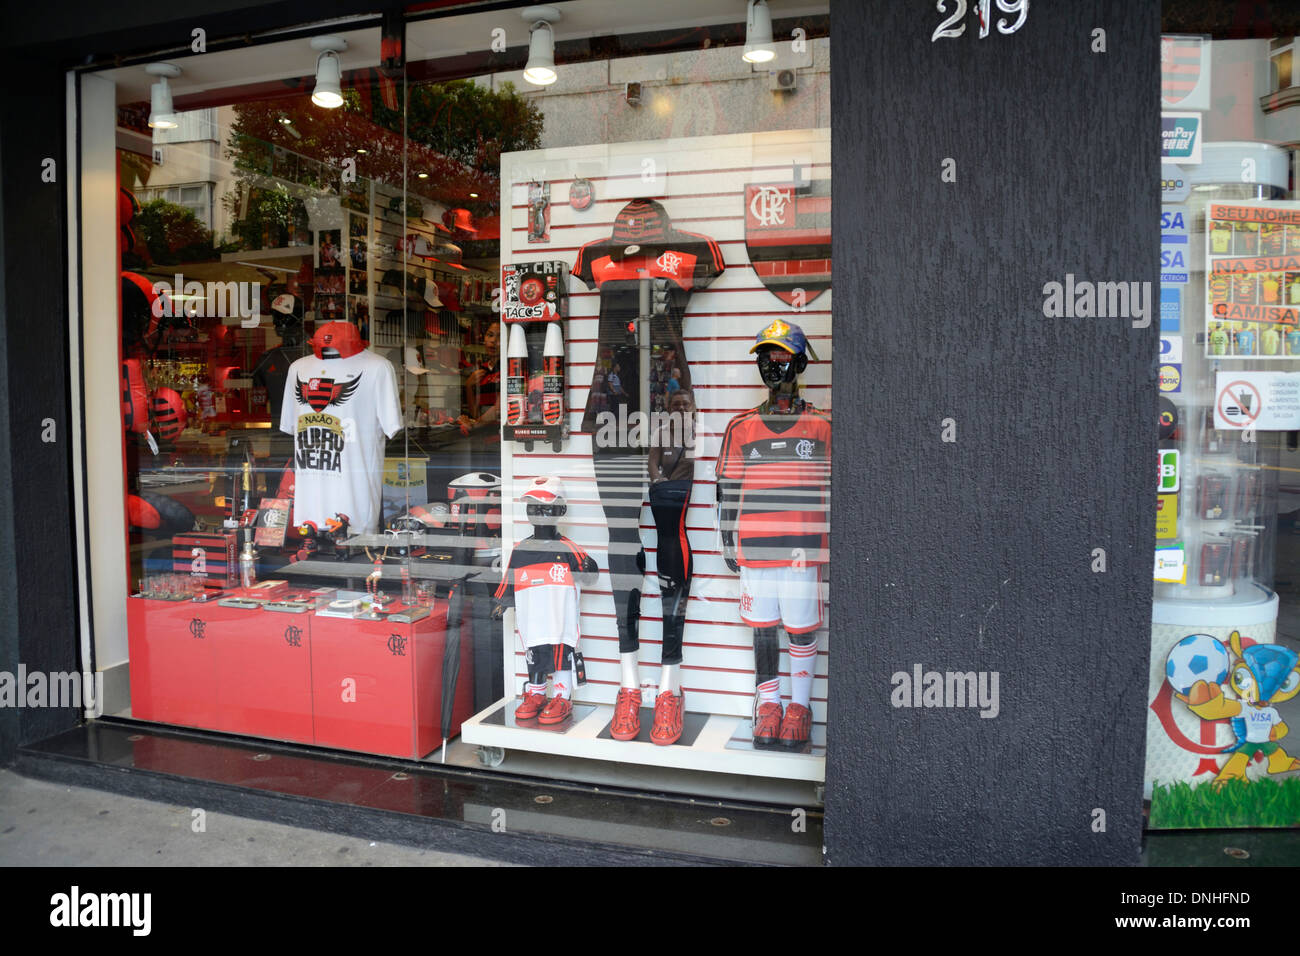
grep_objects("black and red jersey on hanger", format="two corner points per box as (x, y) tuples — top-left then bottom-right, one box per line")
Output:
(572, 198), (724, 441)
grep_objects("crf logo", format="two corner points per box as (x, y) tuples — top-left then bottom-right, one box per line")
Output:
(795, 439), (815, 460)
(740, 593), (753, 612)
(656, 251), (682, 275)
(284, 625), (303, 647)
(548, 563), (568, 583)
(749, 186), (789, 226)
(189, 618), (206, 639)
(387, 633), (407, 656)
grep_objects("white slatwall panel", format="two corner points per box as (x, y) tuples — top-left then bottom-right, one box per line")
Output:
(500, 130), (831, 722)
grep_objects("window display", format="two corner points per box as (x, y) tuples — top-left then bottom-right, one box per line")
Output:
(79, 2), (831, 796)
(461, 127), (831, 780)
(1146, 30), (1300, 829)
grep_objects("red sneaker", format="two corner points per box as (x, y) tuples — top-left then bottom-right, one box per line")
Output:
(779, 702), (812, 749)
(753, 701), (783, 748)
(538, 695), (573, 725)
(610, 687), (643, 740)
(650, 689), (685, 746)
(515, 689), (547, 721)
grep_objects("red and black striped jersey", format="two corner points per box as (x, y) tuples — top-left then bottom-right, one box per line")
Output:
(717, 404), (831, 567)
(572, 199), (724, 440)
(495, 534), (596, 648)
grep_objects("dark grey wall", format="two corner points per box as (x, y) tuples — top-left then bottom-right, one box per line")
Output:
(0, 62), (81, 761)
(826, 0), (1159, 865)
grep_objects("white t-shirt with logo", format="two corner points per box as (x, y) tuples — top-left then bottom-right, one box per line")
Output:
(1243, 705), (1281, 744)
(279, 350), (402, 534)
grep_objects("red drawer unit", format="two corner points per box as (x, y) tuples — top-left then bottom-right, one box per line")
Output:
(210, 610), (314, 744)
(309, 599), (474, 760)
(126, 597), (227, 730)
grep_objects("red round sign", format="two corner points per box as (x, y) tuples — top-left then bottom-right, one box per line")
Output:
(519, 277), (545, 307)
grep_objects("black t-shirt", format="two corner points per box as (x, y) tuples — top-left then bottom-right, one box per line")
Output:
(253, 344), (309, 421)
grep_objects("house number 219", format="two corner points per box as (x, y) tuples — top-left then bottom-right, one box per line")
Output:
(932, 0), (1028, 42)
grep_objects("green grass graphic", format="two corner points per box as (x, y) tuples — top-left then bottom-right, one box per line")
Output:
(1150, 777), (1300, 829)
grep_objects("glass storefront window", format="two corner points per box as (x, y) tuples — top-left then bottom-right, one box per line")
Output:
(1148, 25), (1300, 827)
(79, 2), (832, 804)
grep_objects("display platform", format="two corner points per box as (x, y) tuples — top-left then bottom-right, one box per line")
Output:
(462, 697), (826, 782)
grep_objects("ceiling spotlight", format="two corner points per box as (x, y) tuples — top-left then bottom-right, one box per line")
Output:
(356, 148), (368, 154)
(417, 172), (429, 179)
(310, 35), (348, 109)
(521, 6), (561, 86)
(469, 192), (479, 198)
(743, 0), (776, 64)
(146, 63), (182, 129)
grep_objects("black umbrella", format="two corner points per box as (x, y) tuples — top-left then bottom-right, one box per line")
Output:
(439, 578), (467, 761)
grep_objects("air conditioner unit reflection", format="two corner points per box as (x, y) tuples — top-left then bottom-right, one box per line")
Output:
(770, 68), (797, 92)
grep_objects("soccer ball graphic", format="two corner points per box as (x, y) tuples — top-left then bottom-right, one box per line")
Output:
(1165, 633), (1231, 696)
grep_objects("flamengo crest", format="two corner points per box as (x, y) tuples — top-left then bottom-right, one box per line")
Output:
(744, 178), (830, 307)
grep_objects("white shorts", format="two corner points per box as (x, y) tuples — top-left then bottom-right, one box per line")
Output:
(738, 564), (823, 634)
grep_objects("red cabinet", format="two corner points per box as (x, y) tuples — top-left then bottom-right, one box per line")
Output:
(211, 611), (314, 743)
(126, 596), (474, 759)
(309, 602), (474, 759)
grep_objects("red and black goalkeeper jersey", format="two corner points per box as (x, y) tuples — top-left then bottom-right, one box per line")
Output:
(717, 404), (831, 567)
(495, 534), (593, 648)
(573, 199), (724, 440)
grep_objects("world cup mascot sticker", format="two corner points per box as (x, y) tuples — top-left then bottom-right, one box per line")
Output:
(1169, 630), (1300, 789)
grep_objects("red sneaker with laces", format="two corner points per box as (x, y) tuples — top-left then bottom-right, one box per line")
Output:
(650, 689), (685, 746)
(753, 701), (783, 748)
(778, 702), (812, 749)
(610, 687), (643, 740)
(538, 695), (573, 725)
(515, 690), (546, 721)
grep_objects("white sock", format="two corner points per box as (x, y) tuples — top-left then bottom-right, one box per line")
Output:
(553, 671), (573, 700)
(525, 681), (547, 696)
(789, 638), (818, 709)
(659, 663), (680, 696)
(620, 651), (640, 689)
(757, 678), (780, 705)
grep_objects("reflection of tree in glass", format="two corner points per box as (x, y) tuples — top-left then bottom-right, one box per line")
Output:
(221, 79), (543, 251)
(134, 199), (225, 265)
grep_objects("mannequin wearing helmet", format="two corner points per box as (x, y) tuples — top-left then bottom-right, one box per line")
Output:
(716, 319), (830, 751)
(493, 477), (597, 725)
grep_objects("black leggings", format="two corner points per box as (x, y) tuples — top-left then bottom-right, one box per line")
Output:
(594, 455), (695, 665)
(649, 475), (693, 666)
(594, 451), (647, 654)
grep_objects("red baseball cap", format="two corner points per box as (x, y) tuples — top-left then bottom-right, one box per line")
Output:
(311, 321), (368, 359)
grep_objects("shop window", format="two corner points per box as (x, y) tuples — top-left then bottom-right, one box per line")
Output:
(76, 1), (832, 807)
(1148, 24), (1300, 828)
